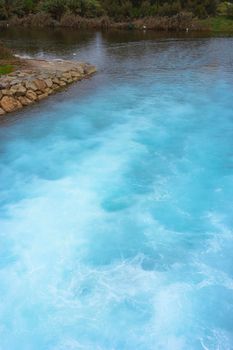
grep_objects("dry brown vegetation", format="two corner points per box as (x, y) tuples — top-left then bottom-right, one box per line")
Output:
(1, 11), (201, 31)
(0, 42), (14, 60)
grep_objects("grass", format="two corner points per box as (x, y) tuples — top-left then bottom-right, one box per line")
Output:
(200, 16), (233, 32)
(0, 43), (16, 75)
(0, 64), (14, 75)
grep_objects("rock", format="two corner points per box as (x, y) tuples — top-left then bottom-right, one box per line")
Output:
(1, 89), (13, 96)
(18, 96), (33, 106)
(34, 79), (47, 92)
(58, 80), (67, 87)
(17, 73), (28, 78)
(26, 90), (38, 101)
(70, 70), (81, 78)
(37, 93), (48, 101)
(45, 88), (53, 95)
(0, 107), (6, 115)
(60, 77), (68, 83)
(76, 67), (84, 75)
(45, 78), (53, 88)
(52, 83), (60, 90)
(0, 58), (96, 115)
(52, 77), (60, 85)
(0, 96), (22, 112)
(0, 82), (10, 89)
(10, 84), (27, 97)
(62, 72), (72, 79)
(25, 81), (38, 91)
(84, 65), (96, 75)
(9, 79), (21, 86)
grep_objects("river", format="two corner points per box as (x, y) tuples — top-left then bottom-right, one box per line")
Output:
(0, 28), (233, 350)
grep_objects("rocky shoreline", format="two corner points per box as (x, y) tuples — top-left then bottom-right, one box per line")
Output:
(0, 59), (96, 116)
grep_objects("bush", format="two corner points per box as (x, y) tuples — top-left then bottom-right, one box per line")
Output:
(0, 0), (22, 19)
(158, 1), (181, 17)
(66, 0), (104, 17)
(140, 1), (151, 17)
(0, 0), (227, 21)
(226, 3), (233, 19)
(41, 0), (66, 20)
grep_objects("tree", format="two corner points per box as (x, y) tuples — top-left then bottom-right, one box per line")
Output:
(226, 3), (233, 18)
(0, 0), (23, 19)
(0, 0), (228, 20)
(42, 0), (66, 20)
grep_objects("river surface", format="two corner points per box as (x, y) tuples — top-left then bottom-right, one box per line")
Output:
(0, 29), (233, 350)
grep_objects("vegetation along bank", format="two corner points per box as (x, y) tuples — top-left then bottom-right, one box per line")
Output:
(0, 1), (233, 32)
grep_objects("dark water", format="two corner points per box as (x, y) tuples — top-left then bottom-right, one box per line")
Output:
(0, 28), (233, 350)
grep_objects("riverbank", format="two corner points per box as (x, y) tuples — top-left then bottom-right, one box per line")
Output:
(1, 14), (233, 32)
(199, 16), (233, 33)
(0, 58), (96, 116)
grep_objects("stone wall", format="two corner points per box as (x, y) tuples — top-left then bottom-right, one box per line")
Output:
(0, 59), (96, 116)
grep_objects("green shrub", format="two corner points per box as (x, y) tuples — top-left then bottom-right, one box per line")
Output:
(226, 3), (233, 19)
(158, 1), (181, 17)
(0, 0), (228, 21)
(41, 0), (66, 20)
(66, 0), (104, 17)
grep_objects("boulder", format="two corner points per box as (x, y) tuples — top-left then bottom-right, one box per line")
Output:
(0, 107), (6, 115)
(17, 73), (27, 78)
(9, 79), (21, 86)
(70, 70), (81, 78)
(62, 72), (72, 79)
(45, 88), (53, 95)
(0, 96), (22, 113)
(18, 96), (33, 106)
(76, 67), (84, 75)
(26, 90), (38, 101)
(2, 89), (13, 96)
(58, 80), (66, 87)
(10, 84), (27, 97)
(0, 82), (9, 89)
(34, 79), (47, 92)
(37, 93), (48, 101)
(52, 83), (60, 90)
(60, 77), (69, 83)
(84, 65), (96, 75)
(52, 77), (60, 85)
(25, 81), (38, 91)
(45, 78), (53, 88)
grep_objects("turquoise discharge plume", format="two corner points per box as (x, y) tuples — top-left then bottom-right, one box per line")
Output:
(0, 32), (233, 350)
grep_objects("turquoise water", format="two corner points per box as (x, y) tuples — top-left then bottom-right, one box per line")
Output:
(0, 31), (233, 349)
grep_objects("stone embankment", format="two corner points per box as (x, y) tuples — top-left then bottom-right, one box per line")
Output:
(0, 59), (96, 116)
